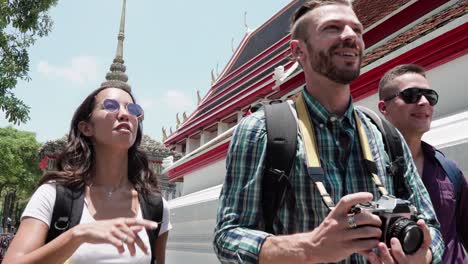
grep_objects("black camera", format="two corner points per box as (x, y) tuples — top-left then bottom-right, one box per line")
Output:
(351, 195), (423, 254)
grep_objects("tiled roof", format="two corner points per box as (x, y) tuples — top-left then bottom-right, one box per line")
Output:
(166, 1), (465, 144)
(362, 2), (467, 66)
(354, 0), (410, 28)
(222, 1), (304, 77)
(222, 0), (405, 82)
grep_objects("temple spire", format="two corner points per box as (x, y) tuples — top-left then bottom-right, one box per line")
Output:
(100, 0), (131, 92)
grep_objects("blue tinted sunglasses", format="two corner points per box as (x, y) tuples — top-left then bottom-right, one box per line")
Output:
(99, 98), (144, 120)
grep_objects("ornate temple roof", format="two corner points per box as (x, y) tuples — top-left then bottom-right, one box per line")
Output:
(38, 134), (181, 161)
(140, 135), (183, 161)
(165, 0), (463, 145)
(38, 135), (67, 160)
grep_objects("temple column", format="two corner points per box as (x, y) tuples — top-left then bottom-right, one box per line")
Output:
(200, 130), (215, 145)
(217, 121), (229, 135)
(186, 137), (200, 154)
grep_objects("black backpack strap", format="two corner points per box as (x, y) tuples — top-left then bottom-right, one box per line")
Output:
(46, 184), (85, 243)
(434, 150), (462, 203)
(356, 106), (407, 198)
(262, 101), (298, 234)
(139, 192), (163, 264)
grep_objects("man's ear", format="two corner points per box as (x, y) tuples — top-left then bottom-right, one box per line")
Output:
(290, 39), (305, 61)
(78, 121), (94, 137)
(378, 101), (387, 115)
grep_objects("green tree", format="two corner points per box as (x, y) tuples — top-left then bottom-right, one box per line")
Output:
(0, 0), (58, 124)
(0, 126), (42, 201)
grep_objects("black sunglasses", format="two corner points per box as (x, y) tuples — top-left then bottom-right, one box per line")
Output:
(99, 98), (144, 120)
(384, 87), (439, 106)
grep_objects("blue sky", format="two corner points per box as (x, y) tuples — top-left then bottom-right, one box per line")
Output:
(0, 0), (291, 143)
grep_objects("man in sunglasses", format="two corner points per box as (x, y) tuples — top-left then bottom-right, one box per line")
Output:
(378, 64), (468, 263)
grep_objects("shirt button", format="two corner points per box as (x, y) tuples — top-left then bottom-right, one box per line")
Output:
(330, 116), (337, 122)
(319, 123), (324, 128)
(336, 140), (340, 145)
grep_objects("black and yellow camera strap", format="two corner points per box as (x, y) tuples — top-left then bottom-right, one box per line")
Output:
(295, 93), (389, 210)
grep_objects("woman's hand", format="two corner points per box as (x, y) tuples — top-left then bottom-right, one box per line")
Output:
(72, 217), (159, 256)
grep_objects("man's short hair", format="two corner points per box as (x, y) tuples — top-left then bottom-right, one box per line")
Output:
(291, 0), (352, 41)
(378, 64), (427, 100)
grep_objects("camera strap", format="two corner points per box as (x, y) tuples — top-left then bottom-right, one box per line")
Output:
(296, 93), (389, 210)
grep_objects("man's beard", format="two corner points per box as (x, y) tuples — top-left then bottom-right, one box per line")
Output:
(307, 40), (362, 84)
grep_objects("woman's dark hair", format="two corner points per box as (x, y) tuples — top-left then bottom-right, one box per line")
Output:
(39, 87), (159, 195)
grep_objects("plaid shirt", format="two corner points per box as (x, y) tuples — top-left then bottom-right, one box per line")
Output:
(213, 89), (444, 263)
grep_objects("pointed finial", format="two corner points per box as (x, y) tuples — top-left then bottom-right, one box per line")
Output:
(101, 0), (131, 92)
(176, 112), (181, 128)
(211, 69), (216, 85)
(197, 90), (202, 105)
(216, 62), (219, 76)
(231, 37), (235, 52)
(244, 11), (252, 33)
(183, 112), (188, 122)
(162, 127), (167, 141)
(170, 127), (173, 134)
(116, 0), (126, 61)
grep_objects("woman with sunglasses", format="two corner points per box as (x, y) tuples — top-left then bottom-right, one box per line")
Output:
(4, 87), (171, 264)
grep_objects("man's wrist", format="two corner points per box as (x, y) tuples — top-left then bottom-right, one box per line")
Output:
(426, 247), (433, 264)
(259, 233), (317, 264)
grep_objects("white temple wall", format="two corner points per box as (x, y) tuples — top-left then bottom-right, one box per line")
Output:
(182, 158), (226, 196)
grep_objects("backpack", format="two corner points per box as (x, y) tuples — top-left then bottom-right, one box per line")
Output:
(434, 150), (462, 203)
(261, 102), (418, 234)
(46, 184), (163, 263)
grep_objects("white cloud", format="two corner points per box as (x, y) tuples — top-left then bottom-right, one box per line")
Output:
(161, 90), (196, 111)
(138, 98), (155, 110)
(37, 56), (99, 85)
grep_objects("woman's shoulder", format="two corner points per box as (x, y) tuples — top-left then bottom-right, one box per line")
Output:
(21, 182), (57, 227)
(31, 182), (57, 201)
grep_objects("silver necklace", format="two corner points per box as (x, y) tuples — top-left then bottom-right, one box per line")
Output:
(89, 182), (120, 199)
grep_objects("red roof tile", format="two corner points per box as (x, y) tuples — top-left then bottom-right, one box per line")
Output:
(362, 2), (467, 66)
(354, 0), (410, 28)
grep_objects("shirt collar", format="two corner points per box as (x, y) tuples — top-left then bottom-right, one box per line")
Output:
(301, 87), (355, 127)
(421, 141), (436, 157)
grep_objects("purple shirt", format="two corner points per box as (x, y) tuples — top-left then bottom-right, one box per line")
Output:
(421, 142), (468, 263)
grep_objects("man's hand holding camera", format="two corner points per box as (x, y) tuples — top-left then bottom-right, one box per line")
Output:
(302, 192), (382, 263)
(362, 219), (433, 264)
(305, 192), (432, 263)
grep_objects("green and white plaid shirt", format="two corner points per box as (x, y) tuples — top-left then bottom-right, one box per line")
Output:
(213, 89), (443, 264)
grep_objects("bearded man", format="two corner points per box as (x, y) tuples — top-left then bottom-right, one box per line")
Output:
(213, 1), (444, 263)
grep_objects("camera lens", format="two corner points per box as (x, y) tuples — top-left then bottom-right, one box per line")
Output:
(388, 218), (423, 254)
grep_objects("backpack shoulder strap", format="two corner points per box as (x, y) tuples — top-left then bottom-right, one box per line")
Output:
(434, 150), (462, 203)
(356, 106), (407, 198)
(46, 184), (85, 243)
(139, 192), (163, 264)
(262, 101), (298, 234)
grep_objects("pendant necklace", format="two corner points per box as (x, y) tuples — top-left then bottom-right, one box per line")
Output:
(90, 177), (124, 199)
(105, 187), (117, 198)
